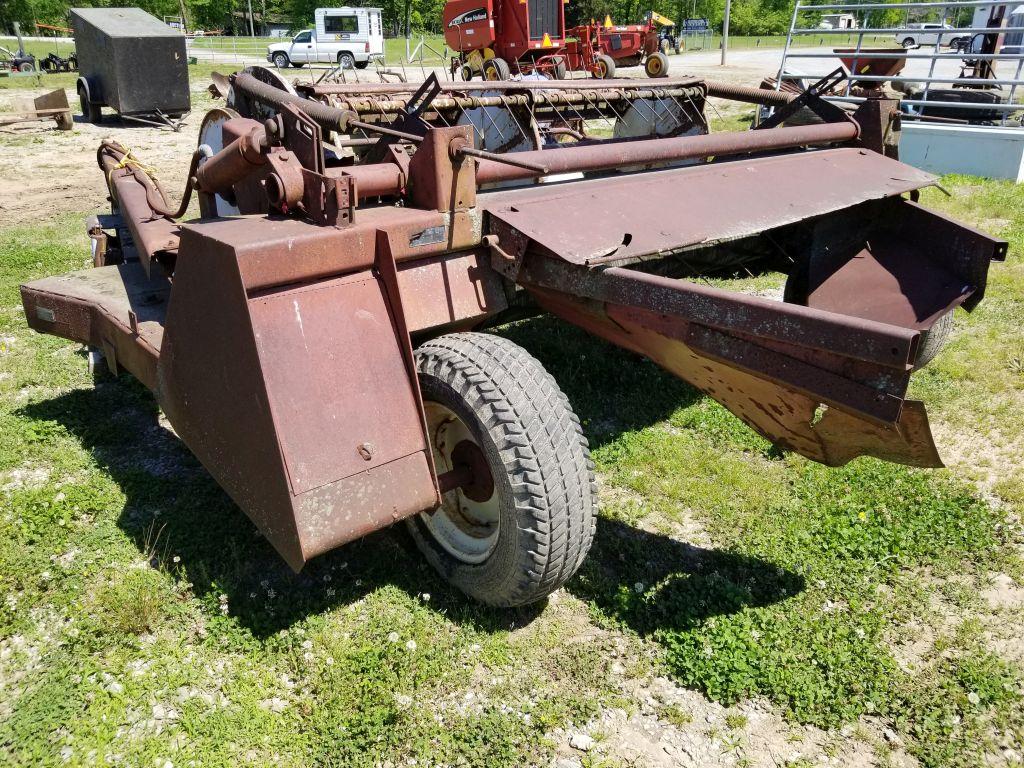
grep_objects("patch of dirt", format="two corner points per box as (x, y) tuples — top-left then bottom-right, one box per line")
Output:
(1, 464), (52, 491)
(552, 675), (917, 768)
(0, 84), (212, 226)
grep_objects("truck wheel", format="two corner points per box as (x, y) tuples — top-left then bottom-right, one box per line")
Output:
(595, 54), (616, 79)
(645, 51), (669, 77)
(914, 311), (954, 369)
(355, 60), (369, 69)
(338, 52), (355, 69)
(409, 332), (596, 607)
(483, 57), (511, 80)
(902, 37), (916, 48)
(272, 52), (289, 68)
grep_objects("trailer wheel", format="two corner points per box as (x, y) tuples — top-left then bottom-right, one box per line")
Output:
(645, 52), (669, 77)
(78, 87), (101, 124)
(272, 52), (289, 68)
(18, 61), (34, 73)
(459, 63), (475, 81)
(595, 54), (616, 79)
(409, 333), (596, 607)
(914, 311), (954, 369)
(483, 57), (511, 81)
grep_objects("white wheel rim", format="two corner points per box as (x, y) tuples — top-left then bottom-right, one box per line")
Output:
(421, 402), (499, 564)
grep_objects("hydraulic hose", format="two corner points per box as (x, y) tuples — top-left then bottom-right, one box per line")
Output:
(97, 139), (200, 220)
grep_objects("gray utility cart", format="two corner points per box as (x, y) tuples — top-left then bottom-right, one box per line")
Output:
(71, 7), (191, 130)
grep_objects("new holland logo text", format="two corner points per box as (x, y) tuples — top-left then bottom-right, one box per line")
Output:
(449, 8), (488, 26)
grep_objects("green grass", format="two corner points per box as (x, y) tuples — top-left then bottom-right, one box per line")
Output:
(1, 172), (1023, 765)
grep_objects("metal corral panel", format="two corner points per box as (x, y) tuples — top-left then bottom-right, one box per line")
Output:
(71, 7), (190, 116)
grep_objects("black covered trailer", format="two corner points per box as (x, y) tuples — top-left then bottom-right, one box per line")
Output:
(71, 7), (190, 130)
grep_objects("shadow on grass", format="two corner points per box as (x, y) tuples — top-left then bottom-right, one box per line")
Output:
(493, 316), (700, 451)
(569, 518), (803, 637)
(21, 318), (799, 638)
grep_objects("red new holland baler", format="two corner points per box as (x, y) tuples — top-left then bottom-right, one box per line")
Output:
(444, 0), (567, 79)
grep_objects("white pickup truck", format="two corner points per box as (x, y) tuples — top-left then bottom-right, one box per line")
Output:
(267, 7), (385, 69)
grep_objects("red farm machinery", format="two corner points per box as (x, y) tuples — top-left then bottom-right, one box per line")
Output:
(443, 0), (671, 80)
(564, 15), (671, 79)
(21, 69), (1007, 606)
(444, 0), (567, 79)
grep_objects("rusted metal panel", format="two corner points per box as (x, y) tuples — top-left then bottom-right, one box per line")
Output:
(396, 250), (509, 333)
(800, 199), (1007, 329)
(519, 256), (921, 369)
(247, 271), (429, 495)
(157, 224), (439, 569)
(180, 208), (481, 294)
(530, 286), (941, 468)
(21, 264), (168, 390)
(484, 148), (936, 266)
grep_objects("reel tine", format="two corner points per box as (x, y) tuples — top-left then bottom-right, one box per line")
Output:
(497, 94), (532, 148)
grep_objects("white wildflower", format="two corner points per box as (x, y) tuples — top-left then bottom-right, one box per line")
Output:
(387, 631), (400, 643)
(967, 691), (981, 705)
(406, 640), (417, 651)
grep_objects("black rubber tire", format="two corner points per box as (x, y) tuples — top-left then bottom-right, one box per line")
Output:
(460, 63), (475, 81)
(914, 311), (954, 369)
(550, 55), (567, 80)
(79, 87), (102, 124)
(18, 61), (34, 73)
(273, 52), (290, 68)
(355, 60), (369, 69)
(483, 57), (511, 81)
(595, 54), (616, 79)
(338, 52), (356, 69)
(902, 38), (916, 48)
(409, 332), (596, 607)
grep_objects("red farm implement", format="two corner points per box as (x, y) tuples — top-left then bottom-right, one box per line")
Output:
(444, 0), (567, 79)
(21, 71), (1007, 606)
(564, 16), (670, 79)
